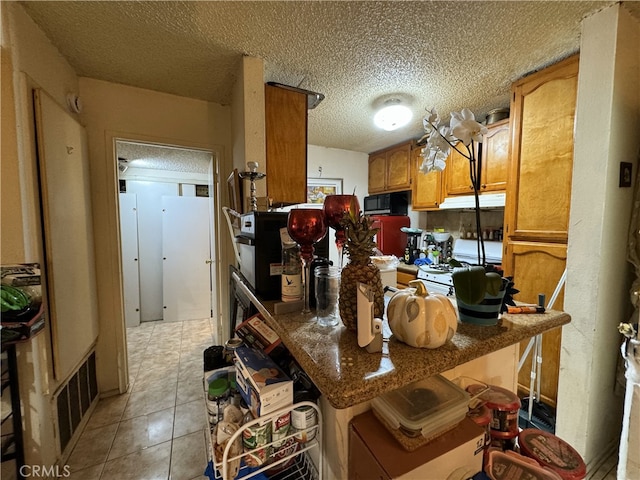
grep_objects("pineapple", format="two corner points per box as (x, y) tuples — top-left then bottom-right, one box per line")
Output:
(339, 200), (384, 331)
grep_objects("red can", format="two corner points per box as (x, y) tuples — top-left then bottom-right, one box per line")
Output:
(479, 385), (521, 436)
(489, 428), (518, 451)
(518, 429), (586, 480)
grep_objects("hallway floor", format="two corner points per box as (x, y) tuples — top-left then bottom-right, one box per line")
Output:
(67, 319), (214, 480)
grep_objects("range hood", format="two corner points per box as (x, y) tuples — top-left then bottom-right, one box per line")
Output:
(438, 192), (506, 209)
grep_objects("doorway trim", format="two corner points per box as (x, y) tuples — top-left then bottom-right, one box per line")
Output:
(102, 130), (224, 394)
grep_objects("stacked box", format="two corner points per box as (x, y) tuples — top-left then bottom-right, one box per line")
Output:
(234, 346), (293, 417)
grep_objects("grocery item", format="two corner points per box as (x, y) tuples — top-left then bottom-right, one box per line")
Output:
(485, 450), (563, 480)
(292, 404), (318, 443)
(518, 429), (586, 480)
(470, 384), (521, 436)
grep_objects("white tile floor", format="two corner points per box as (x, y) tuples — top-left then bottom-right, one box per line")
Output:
(67, 318), (215, 480)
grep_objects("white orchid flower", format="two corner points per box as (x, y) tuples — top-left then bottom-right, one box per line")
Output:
(422, 108), (441, 134)
(450, 108), (488, 146)
(420, 147), (448, 173)
(431, 125), (453, 152)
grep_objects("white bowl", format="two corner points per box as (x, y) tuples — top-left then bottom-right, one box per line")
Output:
(432, 232), (451, 242)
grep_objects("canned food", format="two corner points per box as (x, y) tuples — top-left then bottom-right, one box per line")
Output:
(242, 417), (271, 467)
(267, 412), (298, 474)
(518, 428), (586, 480)
(291, 404), (317, 443)
(224, 337), (243, 364)
(476, 385), (521, 436)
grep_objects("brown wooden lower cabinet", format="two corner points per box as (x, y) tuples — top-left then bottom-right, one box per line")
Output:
(396, 270), (416, 289)
(504, 241), (567, 407)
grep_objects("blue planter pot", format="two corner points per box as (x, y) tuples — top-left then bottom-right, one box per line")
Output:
(457, 289), (506, 326)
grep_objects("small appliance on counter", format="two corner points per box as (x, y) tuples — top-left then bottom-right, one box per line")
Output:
(236, 211), (329, 300)
(403, 229), (423, 265)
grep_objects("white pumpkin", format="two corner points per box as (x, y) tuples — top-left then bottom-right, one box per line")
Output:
(387, 280), (458, 348)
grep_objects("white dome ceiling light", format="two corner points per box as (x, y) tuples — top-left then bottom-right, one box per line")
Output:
(373, 98), (413, 131)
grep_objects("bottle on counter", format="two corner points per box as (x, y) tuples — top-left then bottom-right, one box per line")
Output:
(281, 237), (303, 302)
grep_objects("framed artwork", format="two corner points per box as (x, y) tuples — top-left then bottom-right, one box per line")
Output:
(306, 178), (343, 204)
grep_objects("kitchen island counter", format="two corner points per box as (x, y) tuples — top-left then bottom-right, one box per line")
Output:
(232, 271), (570, 410)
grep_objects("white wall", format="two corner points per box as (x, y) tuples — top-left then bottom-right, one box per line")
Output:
(307, 144), (369, 265)
(1, 2), (82, 466)
(557, 3), (640, 468)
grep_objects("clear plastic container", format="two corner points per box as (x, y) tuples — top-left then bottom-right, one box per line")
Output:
(371, 374), (469, 439)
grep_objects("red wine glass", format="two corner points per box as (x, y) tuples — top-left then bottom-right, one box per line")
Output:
(323, 195), (360, 269)
(287, 209), (328, 313)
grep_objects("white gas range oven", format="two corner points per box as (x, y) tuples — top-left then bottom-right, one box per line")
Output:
(416, 239), (503, 299)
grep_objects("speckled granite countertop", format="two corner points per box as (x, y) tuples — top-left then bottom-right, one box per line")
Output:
(396, 263), (418, 275)
(232, 272), (570, 410)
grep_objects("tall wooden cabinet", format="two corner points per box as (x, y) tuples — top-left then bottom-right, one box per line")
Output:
(265, 84), (308, 205)
(503, 55), (579, 406)
(368, 142), (412, 194)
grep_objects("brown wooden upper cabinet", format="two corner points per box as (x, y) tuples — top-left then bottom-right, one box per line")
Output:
(368, 142), (412, 194)
(411, 145), (442, 210)
(442, 119), (509, 197)
(265, 84), (308, 205)
(504, 55), (578, 245)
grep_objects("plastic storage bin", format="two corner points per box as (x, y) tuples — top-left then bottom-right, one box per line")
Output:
(371, 374), (469, 442)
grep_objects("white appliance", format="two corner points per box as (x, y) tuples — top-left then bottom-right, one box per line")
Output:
(416, 239), (503, 298)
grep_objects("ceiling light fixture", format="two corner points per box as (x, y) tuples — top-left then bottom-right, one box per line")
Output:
(374, 99), (413, 131)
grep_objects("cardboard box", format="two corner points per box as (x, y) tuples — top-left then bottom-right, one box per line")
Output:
(234, 346), (293, 417)
(349, 411), (484, 480)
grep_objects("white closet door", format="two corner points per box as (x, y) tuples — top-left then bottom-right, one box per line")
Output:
(119, 193), (141, 327)
(162, 196), (211, 322)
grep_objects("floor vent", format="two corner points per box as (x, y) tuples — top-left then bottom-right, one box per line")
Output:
(55, 351), (98, 452)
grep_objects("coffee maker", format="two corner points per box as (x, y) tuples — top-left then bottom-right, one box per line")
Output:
(404, 232), (422, 264)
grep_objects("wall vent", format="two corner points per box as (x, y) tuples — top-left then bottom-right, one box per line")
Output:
(55, 351), (98, 452)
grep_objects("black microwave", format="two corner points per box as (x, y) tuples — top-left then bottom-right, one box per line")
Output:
(363, 192), (409, 215)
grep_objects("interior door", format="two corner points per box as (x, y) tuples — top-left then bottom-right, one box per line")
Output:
(118, 193), (141, 327)
(162, 196), (211, 322)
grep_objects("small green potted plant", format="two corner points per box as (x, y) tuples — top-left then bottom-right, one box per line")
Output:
(419, 108), (517, 324)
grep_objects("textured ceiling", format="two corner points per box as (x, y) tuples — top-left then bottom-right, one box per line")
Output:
(116, 141), (212, 173)
(19, 1), (640, 154)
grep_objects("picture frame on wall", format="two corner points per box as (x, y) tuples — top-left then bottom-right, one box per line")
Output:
(306, 178), (343, 204)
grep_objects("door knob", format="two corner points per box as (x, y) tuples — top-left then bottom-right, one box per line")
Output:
(205, 259), (213, 264)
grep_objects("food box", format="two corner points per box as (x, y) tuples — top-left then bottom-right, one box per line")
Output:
(349, 411), (484, 479)
(234, 346), (293, 417)
(371, 374), (470, 444)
